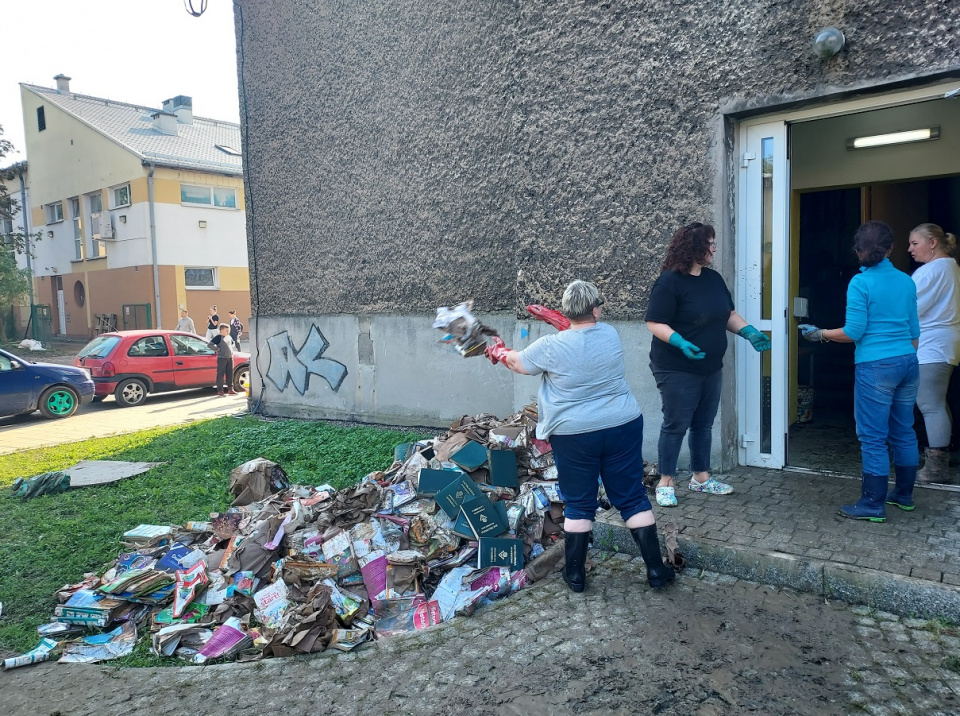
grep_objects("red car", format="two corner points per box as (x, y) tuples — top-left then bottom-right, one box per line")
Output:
(75, 330), (251, 407)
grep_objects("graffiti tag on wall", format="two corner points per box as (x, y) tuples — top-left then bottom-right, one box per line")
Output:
(265, 324), (348, 394)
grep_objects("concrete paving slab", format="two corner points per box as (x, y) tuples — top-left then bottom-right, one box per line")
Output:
(65, 460), (163, 487)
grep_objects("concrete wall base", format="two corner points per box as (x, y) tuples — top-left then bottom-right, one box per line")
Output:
(594, 508), (960, 621)
(249, 313), (732, 468)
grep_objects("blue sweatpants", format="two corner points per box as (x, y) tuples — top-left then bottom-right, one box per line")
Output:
(549, 415), (652, 522)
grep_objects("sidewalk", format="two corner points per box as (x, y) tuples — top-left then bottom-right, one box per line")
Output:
(595, 468), (960, 620)
(0, 391), (247, 455)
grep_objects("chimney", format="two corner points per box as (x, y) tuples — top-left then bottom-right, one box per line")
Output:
(53, 74), (71, 93)
(162, 95), (193, 125)
(151, 110), (179, 136)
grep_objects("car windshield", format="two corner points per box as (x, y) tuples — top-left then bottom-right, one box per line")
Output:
(78, 335), (121, 359)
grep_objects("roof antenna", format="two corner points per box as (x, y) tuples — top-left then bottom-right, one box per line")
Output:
(184, 0), (208, 17)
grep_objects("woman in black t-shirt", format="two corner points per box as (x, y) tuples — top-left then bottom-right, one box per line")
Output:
(645, 223), (770, 507)
(206, 306), (220, 341)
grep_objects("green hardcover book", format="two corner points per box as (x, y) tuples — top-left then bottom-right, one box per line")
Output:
(435, 476), (482, 519)
(449, 440), (489, 472)
(460, 494), (509, 539)
(417, 468), (461, 497)
(452, 509), (476, 539)
(487, 449), (519, 488)
(477, 537), (524, 570)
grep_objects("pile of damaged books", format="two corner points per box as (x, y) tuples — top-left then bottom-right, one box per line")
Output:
(8, 407), (584, 668)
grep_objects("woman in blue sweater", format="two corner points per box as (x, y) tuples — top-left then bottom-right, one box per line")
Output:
(800, 221), (920, 521)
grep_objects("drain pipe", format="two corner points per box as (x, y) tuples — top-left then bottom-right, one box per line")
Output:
(147, 163), (162, 329)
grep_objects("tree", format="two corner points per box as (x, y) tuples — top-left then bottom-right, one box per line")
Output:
(1, 126), (37, 255)
(0, 252), (30, 338)
(0, 123), (40, 338)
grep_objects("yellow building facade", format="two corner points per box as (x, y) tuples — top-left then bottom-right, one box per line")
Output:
(18, 78), (250, 340)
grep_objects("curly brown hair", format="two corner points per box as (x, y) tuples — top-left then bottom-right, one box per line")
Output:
(661, 222), (715, 274)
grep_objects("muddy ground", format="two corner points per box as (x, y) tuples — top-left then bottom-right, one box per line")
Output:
(1, 556), (957, 716)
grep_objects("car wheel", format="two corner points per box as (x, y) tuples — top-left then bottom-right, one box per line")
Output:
(233, 365), (250, 393)
(115, 378), (148, 407)
(38, 386), (80, 418)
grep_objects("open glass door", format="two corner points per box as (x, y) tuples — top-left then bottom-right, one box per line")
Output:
(737, 120), (789, 468)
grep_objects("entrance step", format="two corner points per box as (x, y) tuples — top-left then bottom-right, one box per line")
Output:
(593, 468), (960, 620)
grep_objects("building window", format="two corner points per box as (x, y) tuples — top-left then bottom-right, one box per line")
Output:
(213, 187), (237, 208)
(45, 202), (64, 224)
(112, 183), (131, 208)
(215, 144), (242, 156)
(74, 280), (85, 307)
(88, 192), (107, 259)
(37, 106), (46, 131)
(184, 267), (217, 288)
(69, 198), (83, 260)
(180, 183), (237, 209)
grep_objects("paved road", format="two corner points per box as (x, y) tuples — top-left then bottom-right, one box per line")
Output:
(1, 559), (958, 716)
(0, 389), (248, 455)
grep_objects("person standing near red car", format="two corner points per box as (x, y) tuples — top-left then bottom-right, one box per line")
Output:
(208, 324), (238, 396)
(205, 306), (220, 341)
(228, 310), (244, 351)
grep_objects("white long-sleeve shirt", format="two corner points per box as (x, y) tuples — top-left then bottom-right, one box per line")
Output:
(912, 257), (960, 365)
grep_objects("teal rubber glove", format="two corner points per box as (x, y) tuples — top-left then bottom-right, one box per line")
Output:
(668, 332), (706, 360)
(738, 324), (771, 352)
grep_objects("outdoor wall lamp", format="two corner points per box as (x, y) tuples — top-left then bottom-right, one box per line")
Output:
(814, 27), (845, 59)
(198, 220), (207, 228)
(847, 127), (940, 150)
(119, 215), (127, 223)
(47, 230), (54, 237)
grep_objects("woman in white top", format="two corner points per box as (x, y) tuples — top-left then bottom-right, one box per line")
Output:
(908, 223), (960, 484)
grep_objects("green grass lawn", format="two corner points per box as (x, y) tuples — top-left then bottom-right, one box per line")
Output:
(0, 416), (427, 655)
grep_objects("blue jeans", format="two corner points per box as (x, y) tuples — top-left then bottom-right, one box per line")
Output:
(550, 415), (652, 522)
(652, 367), (722, 476)
(855, 354), (920, 475)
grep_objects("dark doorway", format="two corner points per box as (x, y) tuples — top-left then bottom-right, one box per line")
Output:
(788, 176), (960, 475)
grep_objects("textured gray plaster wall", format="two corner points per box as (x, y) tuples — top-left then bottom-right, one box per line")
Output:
(236, 0), (960, 319)
(236, 0), (521, 316)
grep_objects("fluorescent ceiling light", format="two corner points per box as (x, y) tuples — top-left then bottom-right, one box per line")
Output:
(847, 127), (940, 150)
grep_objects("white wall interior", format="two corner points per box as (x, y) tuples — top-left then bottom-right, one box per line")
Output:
(792, 97), (960, 190)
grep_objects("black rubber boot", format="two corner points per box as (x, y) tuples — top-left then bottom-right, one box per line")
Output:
(886, 465), (917, 511)
(562, 531), (591, 593)
(630, 524), (676, 588)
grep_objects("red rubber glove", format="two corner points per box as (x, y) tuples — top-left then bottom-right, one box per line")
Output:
(526, 304), (571, 331)
(485, 337), (511, 365)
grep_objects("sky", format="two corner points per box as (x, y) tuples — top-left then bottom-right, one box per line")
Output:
(0, 0), (240, 163)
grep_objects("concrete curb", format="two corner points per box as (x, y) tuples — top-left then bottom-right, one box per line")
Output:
(593, 514), (960, 621)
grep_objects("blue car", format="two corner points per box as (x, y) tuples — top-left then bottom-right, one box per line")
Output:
(0, 348), (96, 419)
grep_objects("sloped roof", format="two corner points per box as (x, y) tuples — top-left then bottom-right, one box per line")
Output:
(22, 84), (243, 176)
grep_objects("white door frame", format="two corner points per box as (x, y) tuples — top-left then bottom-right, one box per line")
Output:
(737, 121), (789, 467)
(734, 79), (960, 469)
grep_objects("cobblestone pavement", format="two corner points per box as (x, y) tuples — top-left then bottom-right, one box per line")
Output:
(651, 467), (960, 586)
(2, 556), (958, 716)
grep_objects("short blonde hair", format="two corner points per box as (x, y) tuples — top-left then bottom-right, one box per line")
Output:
(561, 280), (602, 320)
